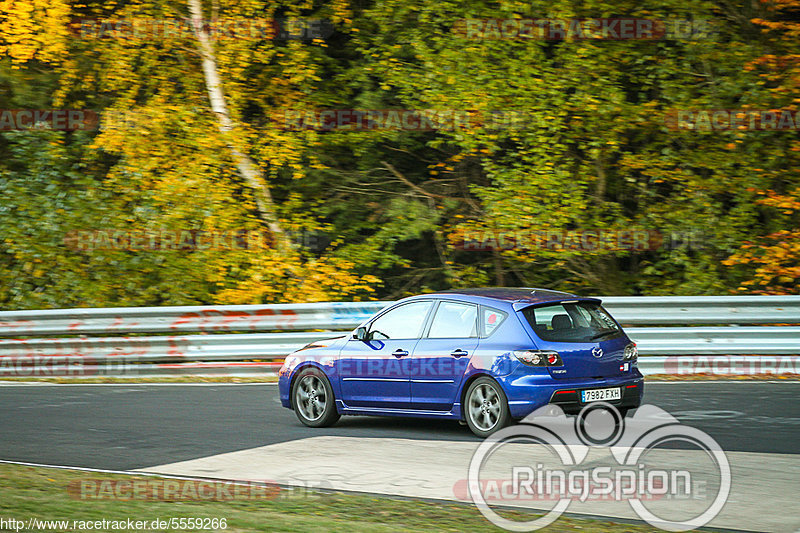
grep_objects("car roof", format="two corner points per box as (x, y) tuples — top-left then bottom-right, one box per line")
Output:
(403, 287), (591, 309)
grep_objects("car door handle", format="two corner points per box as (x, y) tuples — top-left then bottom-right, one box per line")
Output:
(450, 349), (469, 358)
(393, 349), (409, 358)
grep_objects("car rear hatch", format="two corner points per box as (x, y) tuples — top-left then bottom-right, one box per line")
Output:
(516, 299), (630, 379)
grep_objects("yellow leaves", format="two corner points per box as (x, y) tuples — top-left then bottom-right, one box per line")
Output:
(754, 189), (800, 211)
(214, 249), (381, 305)
(725, 228), (800, 294)
(0, 0), (36, 62)
(0, 0), (71, 64)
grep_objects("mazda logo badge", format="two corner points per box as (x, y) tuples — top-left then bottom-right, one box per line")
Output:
(592, 347), (603, 358)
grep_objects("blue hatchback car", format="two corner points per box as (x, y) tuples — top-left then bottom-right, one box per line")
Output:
(278, 288), (644, 437)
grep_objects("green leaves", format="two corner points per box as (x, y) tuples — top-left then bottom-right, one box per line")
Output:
(1, 0), (798, 308)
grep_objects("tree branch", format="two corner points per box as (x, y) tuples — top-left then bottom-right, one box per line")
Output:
(381, 160), (452, 200)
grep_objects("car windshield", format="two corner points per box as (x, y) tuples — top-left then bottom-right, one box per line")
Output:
(521, 301), (622, 343)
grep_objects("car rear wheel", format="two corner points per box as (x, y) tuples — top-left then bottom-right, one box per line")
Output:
(464, 377), (511, 438)
(292, 368), (340, 428)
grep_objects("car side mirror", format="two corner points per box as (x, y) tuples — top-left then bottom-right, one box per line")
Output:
(354, 327), (369, 341)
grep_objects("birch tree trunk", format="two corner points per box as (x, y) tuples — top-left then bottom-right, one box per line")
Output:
(187, 0), (286, 243)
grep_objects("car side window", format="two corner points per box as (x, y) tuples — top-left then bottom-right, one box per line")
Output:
(368, 301), (433, 340)
(427, 301), (478, 339)
(481, 306), (508, 337)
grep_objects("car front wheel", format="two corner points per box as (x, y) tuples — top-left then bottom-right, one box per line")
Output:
(464, 377), (511, 438)
(292, 368), (340, 428)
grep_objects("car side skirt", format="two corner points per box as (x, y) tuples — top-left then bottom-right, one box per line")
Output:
(335, 399), (463, 419)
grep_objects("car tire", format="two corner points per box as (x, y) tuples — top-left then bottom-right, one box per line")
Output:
(291, 368), (340, 428)
(464, 376), (511, 438)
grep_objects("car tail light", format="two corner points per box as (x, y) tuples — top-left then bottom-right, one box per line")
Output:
(624, 343), (638, 361)
(514, 350), (563, 367)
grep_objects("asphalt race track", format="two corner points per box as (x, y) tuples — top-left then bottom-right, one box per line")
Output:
(0, 381), (796, 469)
(1, 381), (798, 532)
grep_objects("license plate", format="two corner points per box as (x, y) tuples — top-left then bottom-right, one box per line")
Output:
(581, 387), (621, 403)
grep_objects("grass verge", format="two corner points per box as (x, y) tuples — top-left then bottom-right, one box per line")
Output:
(0, 463), (664, 532)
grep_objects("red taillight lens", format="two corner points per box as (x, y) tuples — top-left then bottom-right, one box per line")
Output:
(513, 350), (563, 367)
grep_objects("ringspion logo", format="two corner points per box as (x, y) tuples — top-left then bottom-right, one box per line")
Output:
(467, 403), (730, 531)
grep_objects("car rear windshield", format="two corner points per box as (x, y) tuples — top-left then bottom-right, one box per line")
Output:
(521, 301), (622, 343)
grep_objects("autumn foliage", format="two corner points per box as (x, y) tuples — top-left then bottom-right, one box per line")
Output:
(0, 0), (798, 308)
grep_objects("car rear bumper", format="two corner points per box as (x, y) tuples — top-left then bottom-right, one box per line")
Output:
(500, 370), (644, 419)
(548, 378), (644, 414)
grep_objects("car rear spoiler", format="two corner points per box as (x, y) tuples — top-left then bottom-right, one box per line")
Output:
(511, 297), (602, 312)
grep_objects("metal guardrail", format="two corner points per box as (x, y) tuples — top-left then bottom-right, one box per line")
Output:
(629, 326), (800, 355)
(0, 332), (329, 364)
(1, 327), (797, 365)
(0, 296), (797, 378)
(1, 296), (798, 337)
(601, 295), (800, 324)
(637, 355), (800, 376)
(0, 302), (390, 336)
